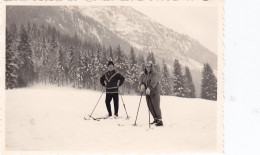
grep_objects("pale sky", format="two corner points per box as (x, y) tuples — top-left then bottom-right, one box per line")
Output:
(133, 6), (219, 54)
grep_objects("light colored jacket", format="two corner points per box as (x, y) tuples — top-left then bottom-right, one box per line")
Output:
(140, 65), (160, 96)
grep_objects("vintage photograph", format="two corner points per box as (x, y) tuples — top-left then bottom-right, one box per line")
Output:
(2, 2), (223, 154)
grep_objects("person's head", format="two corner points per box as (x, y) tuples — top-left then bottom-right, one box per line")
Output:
(145, 61), (153, 74)
(107, 61), (115, 71)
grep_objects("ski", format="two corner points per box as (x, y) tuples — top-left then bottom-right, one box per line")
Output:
(116, 123), (142, 127)
(117, 123), (154, 130)
(84, 115), (106, 121)
(97, 115), (124, 120)
(84, 115), (127, 121)
(84, 116), (100, 121)
(95, 116), (111, 120)
(84, 115), (114, 121)
(113, 116), (123, 119)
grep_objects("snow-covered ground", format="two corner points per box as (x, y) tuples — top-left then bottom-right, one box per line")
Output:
(5, 85), (218, 153)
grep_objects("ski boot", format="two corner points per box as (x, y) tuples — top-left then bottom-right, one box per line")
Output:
(155, 119), (163, 126)
(150, 118), (158, 125)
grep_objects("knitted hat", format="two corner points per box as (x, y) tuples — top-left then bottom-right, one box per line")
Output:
(107, 61), (114, 66)
(146, 61), (153, 66)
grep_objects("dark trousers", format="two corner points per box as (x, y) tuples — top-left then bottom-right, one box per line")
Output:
(146, 94), (162, 120)
(105, 93), (119, 116)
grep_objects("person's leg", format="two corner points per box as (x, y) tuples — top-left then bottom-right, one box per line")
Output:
(113, 93), (119, 116)
(105, 94), (113, 116)
(146, 95), (157, 119)
(151, 94), (162, 119)
(151, 94), (163, 126)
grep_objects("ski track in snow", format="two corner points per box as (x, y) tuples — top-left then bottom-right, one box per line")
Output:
(6, 85), (217, 153)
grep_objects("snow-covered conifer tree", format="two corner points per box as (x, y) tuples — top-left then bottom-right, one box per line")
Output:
(201, 63), (217, 100)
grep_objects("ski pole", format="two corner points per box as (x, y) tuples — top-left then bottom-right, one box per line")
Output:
(119, 89), (129, 119)
(89, 88), (105, 117)
(134, 93), (143, 126)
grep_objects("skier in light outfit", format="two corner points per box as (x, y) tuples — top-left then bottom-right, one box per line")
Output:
(140, 61), (163, 126)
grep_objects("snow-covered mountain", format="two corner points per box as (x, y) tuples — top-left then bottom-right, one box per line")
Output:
(6, 6), (217, 71)
(77, 6), (217, 70)
(6, 6), (133, 53)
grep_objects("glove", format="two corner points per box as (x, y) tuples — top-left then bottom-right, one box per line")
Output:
(140, 85), (145, 93)
(146, 88), (151, 95)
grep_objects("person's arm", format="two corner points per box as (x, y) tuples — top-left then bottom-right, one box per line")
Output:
(100, 74), (106, 87)
(147, 73), (159, 90)
(118, 73), (125, 86)
(139, 73), (147, 86)
(139, 73), (146, 93)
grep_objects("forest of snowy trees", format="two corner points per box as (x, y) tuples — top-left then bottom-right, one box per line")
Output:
(6, 23), (217, 100)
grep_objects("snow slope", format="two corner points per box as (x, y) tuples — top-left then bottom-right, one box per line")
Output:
(5, 85), (218, 153)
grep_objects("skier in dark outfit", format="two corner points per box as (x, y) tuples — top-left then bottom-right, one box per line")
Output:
(100, 61), (125, 117)
(140, 61), (163, 126)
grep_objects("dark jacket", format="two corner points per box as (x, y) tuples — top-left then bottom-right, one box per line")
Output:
(140, 65), (160, 96)
(100, 70), (125, 93)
